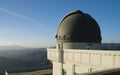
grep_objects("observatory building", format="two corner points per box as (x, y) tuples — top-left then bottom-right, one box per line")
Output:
(56, 10), (101, 49)
(47, 10), (120, 75)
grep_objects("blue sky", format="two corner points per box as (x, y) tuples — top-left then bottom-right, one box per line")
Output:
(0, 0), (120, 47)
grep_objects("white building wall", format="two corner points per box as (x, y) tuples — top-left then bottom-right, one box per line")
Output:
(47, 49), (120, 75)
(53, 62), (63, 75)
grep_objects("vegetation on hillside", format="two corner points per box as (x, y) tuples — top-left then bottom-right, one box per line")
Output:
(0, 47), (52, 74)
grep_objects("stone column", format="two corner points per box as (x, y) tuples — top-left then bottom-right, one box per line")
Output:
(55, 43), (63, 75)
(67, 64), (75, 75)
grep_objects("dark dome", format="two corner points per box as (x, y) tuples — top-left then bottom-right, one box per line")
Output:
(56, 10), (102, 43)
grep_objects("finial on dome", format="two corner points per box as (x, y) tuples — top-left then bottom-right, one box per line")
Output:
(72, 10), (83, 14)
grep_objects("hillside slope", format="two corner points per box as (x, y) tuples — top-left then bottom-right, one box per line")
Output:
(0, 48), (52, 74)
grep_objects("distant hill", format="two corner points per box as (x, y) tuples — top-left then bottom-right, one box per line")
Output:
(0, 46), (52, 74)
(0, 45), (28, 50)
(101, 43), (120, 50)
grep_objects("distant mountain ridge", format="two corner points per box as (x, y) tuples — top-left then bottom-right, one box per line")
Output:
(0, 45), (28, 50)
(101, 43), (120, 50)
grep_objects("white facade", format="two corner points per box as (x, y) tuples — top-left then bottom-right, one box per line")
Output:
(47, 48), (120, 75)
